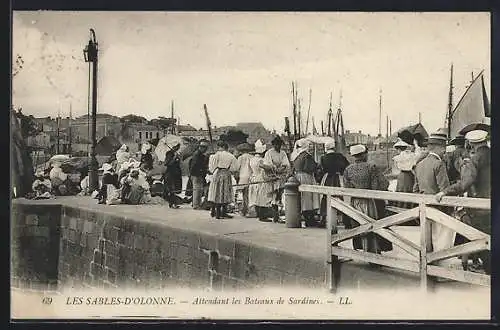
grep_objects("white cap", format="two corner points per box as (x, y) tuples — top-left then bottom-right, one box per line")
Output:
(350, 144), (367, 156)
(324, 141), (336, 151)
(394, 138), (411, 149)
(446, 145), (456, 153)
(465, 130), (488, 143)
(254, 139), (266, 154)
(99, 163), (113, 172)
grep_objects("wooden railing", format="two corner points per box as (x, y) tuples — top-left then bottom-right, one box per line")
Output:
(299, 185), (491, 292)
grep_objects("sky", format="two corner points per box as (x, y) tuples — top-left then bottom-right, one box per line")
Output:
(12, 11), (490, 136)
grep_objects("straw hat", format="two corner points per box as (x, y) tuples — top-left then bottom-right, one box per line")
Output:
(394, 138), (411, 149)
(99, 163), (113, 172)
(465, 130), (488, 143)
(427, 133), (447, 146)
(350, 144), (367, 156)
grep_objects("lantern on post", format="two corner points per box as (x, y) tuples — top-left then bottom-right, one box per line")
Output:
(83, 29), (99, 192)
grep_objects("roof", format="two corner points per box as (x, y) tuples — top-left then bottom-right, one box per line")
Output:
(177, 124), (197, 132)
(95, 135), (122, 156)
(75, 113), (120, 120)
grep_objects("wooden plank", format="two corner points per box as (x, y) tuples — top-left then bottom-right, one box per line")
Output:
(427, 238), (490, 263)
(326, 194), (335, 293)
(425, 207), (490, 241)
(386, 205), (408, 214)
(427, 265), (490, 287)
(330, 198), (420, 258)
(332, 207), (419, 244)
(299, 185), (490, 210)
(330, 246), (420, 273)
(419, 203), (430, 292)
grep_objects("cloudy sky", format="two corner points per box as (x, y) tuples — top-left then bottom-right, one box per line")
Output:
(12, 11), (490, 135)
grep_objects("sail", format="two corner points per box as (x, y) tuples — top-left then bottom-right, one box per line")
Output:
(450, 72), (490, 139)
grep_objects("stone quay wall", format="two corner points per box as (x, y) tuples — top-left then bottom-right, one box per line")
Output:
(11, 201), (327, 292)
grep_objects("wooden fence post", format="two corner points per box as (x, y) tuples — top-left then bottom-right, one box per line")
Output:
(419, 203), (432, 292)
(327, 196), (340, 293)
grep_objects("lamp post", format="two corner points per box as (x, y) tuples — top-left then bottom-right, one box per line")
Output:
(83, 29), (99, 191)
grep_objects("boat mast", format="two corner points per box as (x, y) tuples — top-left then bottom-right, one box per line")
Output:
(378, 89), (382, 137)
(447, 63), (454, 139)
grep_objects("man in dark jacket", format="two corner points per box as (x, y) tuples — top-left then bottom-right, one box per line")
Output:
(189, 140), (209, 209)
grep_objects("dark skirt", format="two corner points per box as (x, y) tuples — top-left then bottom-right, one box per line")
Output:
(163, 170), (183, 194)
(208, 168), (234, 204)
(320, 173), (341, 217)
(344, 197), (393, 252)
(394, 171), (419, 225)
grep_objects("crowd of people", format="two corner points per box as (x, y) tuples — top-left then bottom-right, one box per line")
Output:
(386, 128), (491, 274)
(29, 124), (490, 274)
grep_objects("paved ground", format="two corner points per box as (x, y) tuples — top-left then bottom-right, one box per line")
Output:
(13, 196), (488, 294)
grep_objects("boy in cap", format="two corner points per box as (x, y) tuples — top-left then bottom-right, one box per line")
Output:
(189, 139), (210, 209)
(235, 143), (254, 216)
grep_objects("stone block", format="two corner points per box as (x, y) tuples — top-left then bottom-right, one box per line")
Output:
(292, 258), (325, 281)
(281, 272), (299, 287)
(93, 250), (104, 265)
(248, 246), (279, 271)
(134, 250), (146, 265)
(198, 235), (217, 251)
(69, 217), (78, 230)
(103, 240), (118, 256)
(106, 267), (117, 284)
(86, 233), (99, 250)
(216, 238), (236, 258)
(25, 226), (50, 238)
(217, 257), (231, 277)
(133, 234), (145, 250)
(175, 231), (200, 248)
(90, 261), (104, 278)
(25, 214), (39, 226)
(82, 220), (95, 234)
(123, 232), (134, 247)
(61, 215), (70, 228)
(68, 228), (81, 244)
(104, 253), (118, 271)
(175, 245), (193, 263)
(222, 277), (241, 291)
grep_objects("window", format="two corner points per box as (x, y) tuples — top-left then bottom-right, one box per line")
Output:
(149, 132), (152, 139)
(156, 132), (159, 139)
(139, 132), (142, 139)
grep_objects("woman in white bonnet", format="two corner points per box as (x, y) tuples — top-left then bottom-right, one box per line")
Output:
(343, 144), (392, 256)
(248, 139), (273, 221)
(290, 138), (320, 227)
(115, 144), (131, 170)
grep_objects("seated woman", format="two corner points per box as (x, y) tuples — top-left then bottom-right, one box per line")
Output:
(97, 163), (119, 204)
(121, 168), (151, 205)
(49, 162), (70, 196)
(32, 170), (53, 199)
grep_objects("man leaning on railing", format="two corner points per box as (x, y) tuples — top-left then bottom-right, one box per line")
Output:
(435, 130), (491, 275)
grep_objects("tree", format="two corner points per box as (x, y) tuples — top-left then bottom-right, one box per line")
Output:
(120, 114), (148, 123)
(149, 116), (176, 129)
(15, 109), (41, 139)
(219, 129), (248, 145)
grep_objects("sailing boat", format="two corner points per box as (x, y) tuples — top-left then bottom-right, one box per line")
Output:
(447, 70), (490, 139)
